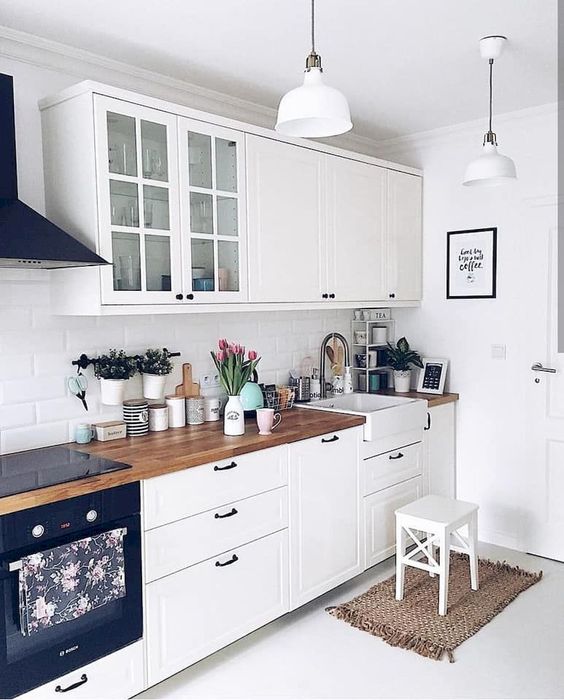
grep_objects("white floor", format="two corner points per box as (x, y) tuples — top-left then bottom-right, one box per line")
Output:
(137, 543), (564, 699)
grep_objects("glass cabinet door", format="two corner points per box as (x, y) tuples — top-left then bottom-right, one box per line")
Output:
(96, 97), (181, 304)
(179, 119), (247, 301)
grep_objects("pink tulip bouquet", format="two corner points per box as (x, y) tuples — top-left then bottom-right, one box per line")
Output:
(210, 340), (260, 396)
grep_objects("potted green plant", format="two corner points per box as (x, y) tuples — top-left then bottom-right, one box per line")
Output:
(94, 349), (137, 405)
(139, 348), (174, 400)
(210, 340), (260, 436)
(386, 337), (423, 393)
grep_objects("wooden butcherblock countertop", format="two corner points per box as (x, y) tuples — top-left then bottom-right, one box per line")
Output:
(0, 408), (365, 516)
(375, 390), (459, 408)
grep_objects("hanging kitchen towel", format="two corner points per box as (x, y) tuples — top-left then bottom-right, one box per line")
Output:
(18, 528), (127, 636)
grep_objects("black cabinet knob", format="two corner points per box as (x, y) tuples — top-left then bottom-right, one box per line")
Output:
(322, 293), (329, 299)
(186, 293), (194, 300)
(329, 293), (335, 299)
(389, 293), (396, 299)
(175, 293), (183, 300)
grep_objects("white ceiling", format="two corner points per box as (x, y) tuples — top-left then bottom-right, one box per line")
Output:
(0, 0), (557, 141)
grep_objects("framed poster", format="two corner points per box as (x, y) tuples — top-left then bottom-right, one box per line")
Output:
(447, 227), (497, 299)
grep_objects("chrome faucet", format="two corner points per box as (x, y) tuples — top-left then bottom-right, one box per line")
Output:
(319, 332), (350, 399)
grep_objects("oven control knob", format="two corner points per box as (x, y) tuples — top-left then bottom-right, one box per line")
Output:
(86, 509), (98, 523)
(31, 524), (45, 538)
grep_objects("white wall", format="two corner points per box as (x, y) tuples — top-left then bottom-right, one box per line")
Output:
(375, 105), (558, 549)
(0, 55), (351, 454)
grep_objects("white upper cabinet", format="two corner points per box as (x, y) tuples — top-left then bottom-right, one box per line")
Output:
(95, 96), (182, 304)
(246, 135), (326, 302)
(178, 119), (248, 303)
(41, 82), (422, 313)
(326, 156), (387, 301)
(386, 170), (422, 301)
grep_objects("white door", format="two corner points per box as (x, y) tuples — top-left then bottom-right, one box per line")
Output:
(178, 118), (247, 303)
(326, 156), (387, 301)
(524, 203), (564, 561)
(386, 170), (422, 301)
(94, 96), (182, 304)
(288, 427), (362, 609)
(423, 403), (456, 498)
(364, 476), (422, 569)
(146, 530), (289, 686)
(246, 135), (327, 302)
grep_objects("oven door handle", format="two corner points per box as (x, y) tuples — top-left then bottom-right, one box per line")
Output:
(56, 674), (88, 693)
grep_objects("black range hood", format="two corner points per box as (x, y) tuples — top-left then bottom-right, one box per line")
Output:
(0, 74), (108, 269)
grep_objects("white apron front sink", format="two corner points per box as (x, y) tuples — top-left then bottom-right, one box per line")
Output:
(299, 392), (427, 442)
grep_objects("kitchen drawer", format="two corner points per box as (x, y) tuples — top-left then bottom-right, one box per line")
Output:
(145, 486), (288, 581)
(19, 640), (144, 699)
(146, 530), (289, 686)
(363, 441), (422, 495)
(364, 476), (422, 569)
(143, 445), (288, 530)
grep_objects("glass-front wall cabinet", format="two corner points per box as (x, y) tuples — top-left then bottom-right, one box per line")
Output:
(95, 96), (181, 304)
(178, 118), (247, 302)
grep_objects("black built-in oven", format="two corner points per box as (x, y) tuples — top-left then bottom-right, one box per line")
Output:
(0, 482), (142, 698)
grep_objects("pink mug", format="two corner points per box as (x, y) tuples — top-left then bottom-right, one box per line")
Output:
(256, 408), (282, 435)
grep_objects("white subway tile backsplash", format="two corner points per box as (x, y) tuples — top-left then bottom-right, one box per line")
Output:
(0, 355), (33, 381)
(1, 421), (69, 453)
(0, 403), (36, 429)
(2, 376), (67, 405)
(0, 276), (353, 453)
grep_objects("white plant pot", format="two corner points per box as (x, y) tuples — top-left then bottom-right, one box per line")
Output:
(393, 370), (412, 393)
(143, 373), (167, 401)
(100, 378), (127, 406)
(223, 395), (245, 436)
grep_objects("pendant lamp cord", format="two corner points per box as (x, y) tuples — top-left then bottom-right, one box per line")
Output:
(488, 58), (494, 134)
(311, 0), (315, 53)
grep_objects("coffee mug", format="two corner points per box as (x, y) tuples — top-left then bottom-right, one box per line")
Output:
(75, 423), (94, 444)
(354, 330), (367, 345)
(256, 408), (282, 435)
(355, 353), (367, 368)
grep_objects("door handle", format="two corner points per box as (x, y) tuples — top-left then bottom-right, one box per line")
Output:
(424, 412), (431, 431)
(214, 508), (238, 519)
(214, 461), (237, 471)
(321, 435), (339, 443)
(531, 362), (557, 374)
(215, 554), (239, 567)
(55, 675), (88, 693)
(389, 452), (404, 460)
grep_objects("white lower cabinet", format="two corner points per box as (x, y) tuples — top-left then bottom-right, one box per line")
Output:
(19, 641), (144, 700)
(364, 476), (423, 569)
(145, 530), (289, 686)
(423, 403), (456, 498)
(288, 427), (362, 609)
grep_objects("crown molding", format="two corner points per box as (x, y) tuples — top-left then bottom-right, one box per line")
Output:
(0, 25), (381, 157)
(373, 102), (559, 156)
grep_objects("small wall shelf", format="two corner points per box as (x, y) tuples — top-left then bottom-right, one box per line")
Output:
(351, 314), (395, 393)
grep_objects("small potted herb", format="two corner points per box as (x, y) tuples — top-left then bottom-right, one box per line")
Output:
(386, 337), (423, 393)
(94, 349), (137, 405)
(139, 348), (174, 400)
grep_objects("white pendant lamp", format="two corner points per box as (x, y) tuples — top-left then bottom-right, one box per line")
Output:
(275, 0), (352, 138)
(463, 35), (517, 187)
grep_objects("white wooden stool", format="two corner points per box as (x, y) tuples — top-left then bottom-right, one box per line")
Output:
(395, 495), (479, 616)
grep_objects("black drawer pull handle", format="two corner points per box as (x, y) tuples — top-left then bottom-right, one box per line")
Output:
(56, 675), (88, 693)
(321, 435), (339, 443)
(214, 461), (237, 471)
(215, 554), (239, 567)
(215, 507), (238, 519)
(424, 412), (431, 431)
(389, 452), (404, 460)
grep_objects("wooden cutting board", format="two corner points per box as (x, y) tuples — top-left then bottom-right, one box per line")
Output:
(175, 363), (200, 397)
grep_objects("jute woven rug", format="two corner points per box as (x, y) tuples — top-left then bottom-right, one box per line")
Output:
(327, 553), (542, 662)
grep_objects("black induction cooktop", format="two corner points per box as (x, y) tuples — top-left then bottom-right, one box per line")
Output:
(0, 445), (132, 498)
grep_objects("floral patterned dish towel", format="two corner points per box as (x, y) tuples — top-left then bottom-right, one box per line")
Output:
(18, 528), (127, 636)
